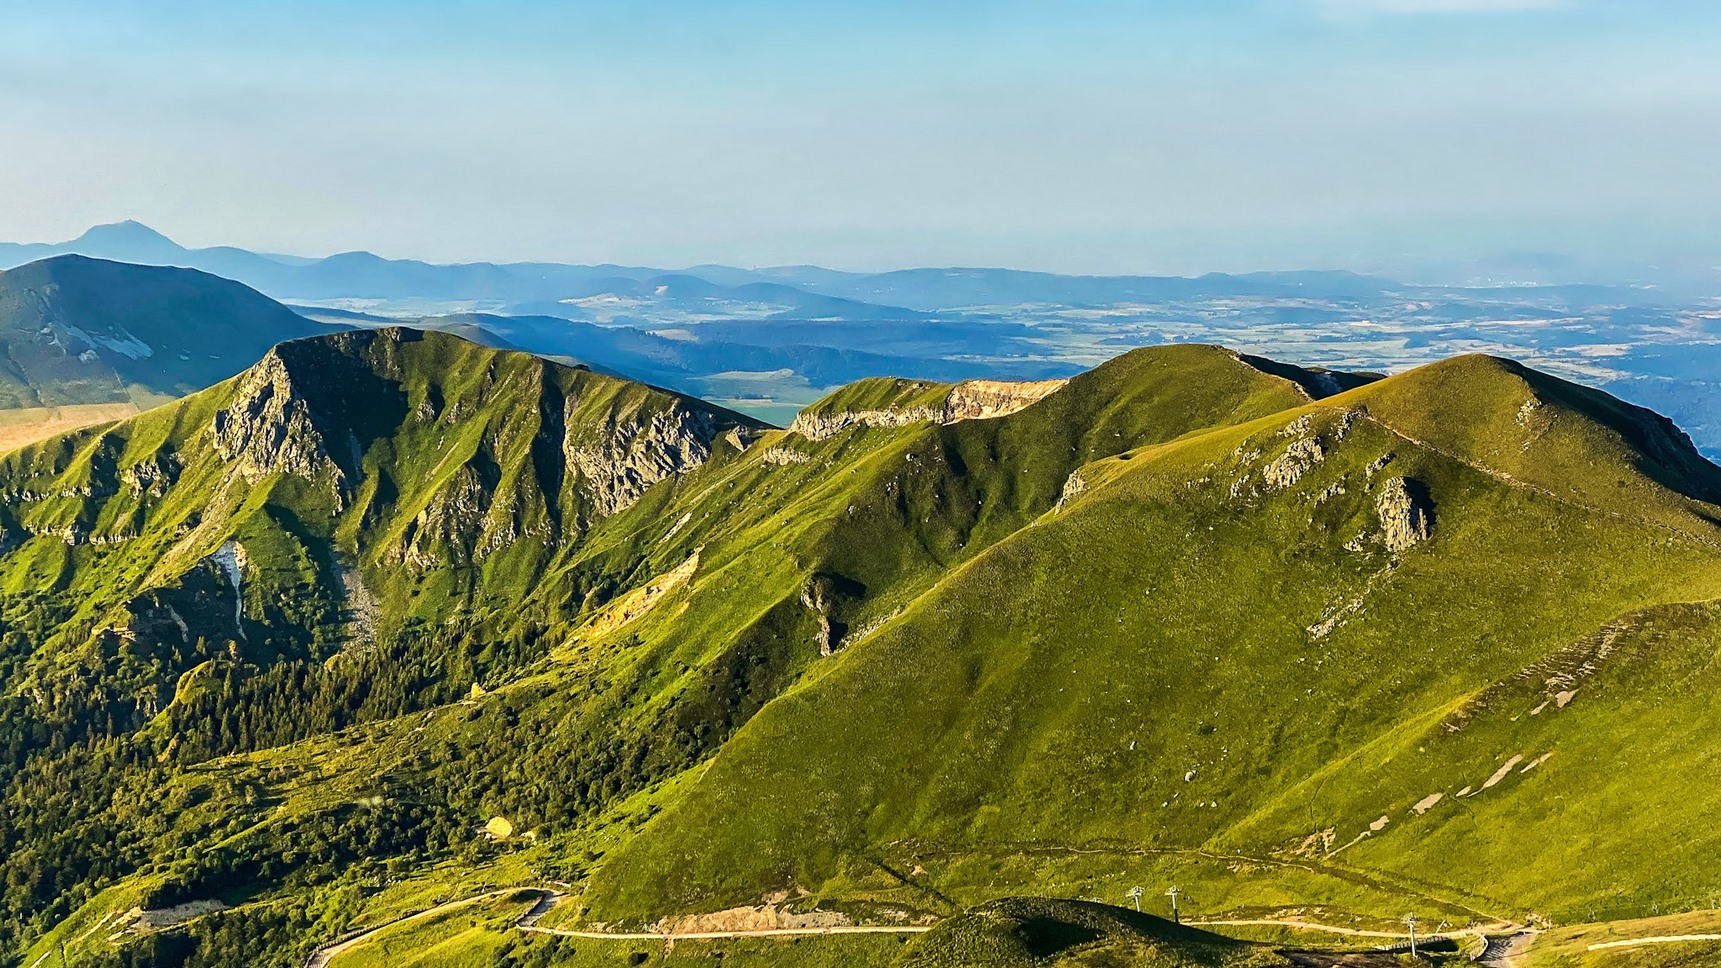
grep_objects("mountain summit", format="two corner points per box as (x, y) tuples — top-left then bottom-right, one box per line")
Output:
(68, 220), (188, 261)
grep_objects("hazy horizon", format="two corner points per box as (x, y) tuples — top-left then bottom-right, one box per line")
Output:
(5, 1), (1720, 278)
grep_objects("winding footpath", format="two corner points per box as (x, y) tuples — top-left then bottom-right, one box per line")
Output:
(519, 923), (933, 941)
(1585, 933), (1721, 952)
(305, 890), (1718, 967)
(307, 891), (1542, 967)
(304, 889), (525, 968)
(1190, 916), (1522, 944)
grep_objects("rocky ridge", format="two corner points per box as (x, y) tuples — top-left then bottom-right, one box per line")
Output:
(211, 347), (345, 488)
(789, 377), (1067, 440)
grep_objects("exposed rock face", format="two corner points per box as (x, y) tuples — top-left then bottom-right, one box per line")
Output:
(723, 426), (761, 451)
(206, 540), (249, 639)
(653, 904), (849, 936)
(568, 404), (725, 518)
(1377, 476), (1433, 552)
(790, 378), (1068, 441)
(121, 453), (181, 496)
(802, 578), (838, 656)
(394, 460), (494, 569)
(208, 331), (749, 575)
(800, 573), (865, 656)
(211, 349), (343, 487)
(941, 379), (1067, 422)
(789, 405), (943, 441)
(1264, 436), (1326, 490)
(1056, 470), (1088, 509)
(761, 446), (812, 466)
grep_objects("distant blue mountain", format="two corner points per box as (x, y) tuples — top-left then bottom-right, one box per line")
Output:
(0, 222), (1408, 316)
(0, 223), (934, 315)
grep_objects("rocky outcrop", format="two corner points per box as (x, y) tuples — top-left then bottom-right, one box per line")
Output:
(393, 460), (494, 569)
(567, 404), (726, 519)
(121, 453), (181, 497)
(789, 405), (942, 441)
(206, 540), (249, 640)
(723, 426), (761, 451)
(761, 446), (812, 466)
(211, 349), (344, 487)
(652, 903), (848, 936)
(801, 577), (839, 656)
(1264, 436), (1326, 490)
(1377, 476), (1433, 552)
(800, 573), (865, 656)
(1257, 415), (1330, 491)
(790, 378), (1068, 441)
(1056, 470), (1088, 509)
(941, 379), (1067, 422)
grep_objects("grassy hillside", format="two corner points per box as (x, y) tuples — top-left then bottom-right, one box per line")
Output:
(0, 327), (766, 964)
(4, 339), (1720, 968)
(580, 354), (1721, 929)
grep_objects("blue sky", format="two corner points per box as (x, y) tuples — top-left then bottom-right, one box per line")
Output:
(2, 0), (1718, 275)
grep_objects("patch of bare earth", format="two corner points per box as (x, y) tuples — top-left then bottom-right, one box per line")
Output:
(0, 403), (141, 453)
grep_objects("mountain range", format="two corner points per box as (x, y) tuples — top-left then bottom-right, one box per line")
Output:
(0, 221), (1413, 310)
(1, 288), (1719, 967)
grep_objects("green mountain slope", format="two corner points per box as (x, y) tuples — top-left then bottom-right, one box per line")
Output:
(580, 354), (1721, 929)
(0, 255), (332, 410)
(3, 337), (1719, 968)
(0, 328), (772, 961)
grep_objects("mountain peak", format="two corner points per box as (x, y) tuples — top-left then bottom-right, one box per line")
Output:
(73, 220), (181, 248)
(64, 220), (188, 264)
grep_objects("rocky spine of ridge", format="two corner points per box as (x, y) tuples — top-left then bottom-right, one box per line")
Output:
(789, 377), (1067, 440)
(212, 348), (345, 487)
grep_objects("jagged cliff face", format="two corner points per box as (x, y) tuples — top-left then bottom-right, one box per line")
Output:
(212, 348), (346, 487)
(569, 404), (725, 520)
(1376, 476), (1433, 552)
(790, 377), (1067, 440)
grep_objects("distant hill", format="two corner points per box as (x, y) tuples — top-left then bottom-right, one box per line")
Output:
(0, 255), (332, 410)
(406, 312), (1057, 386)
(12, 224), (1716, 464)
